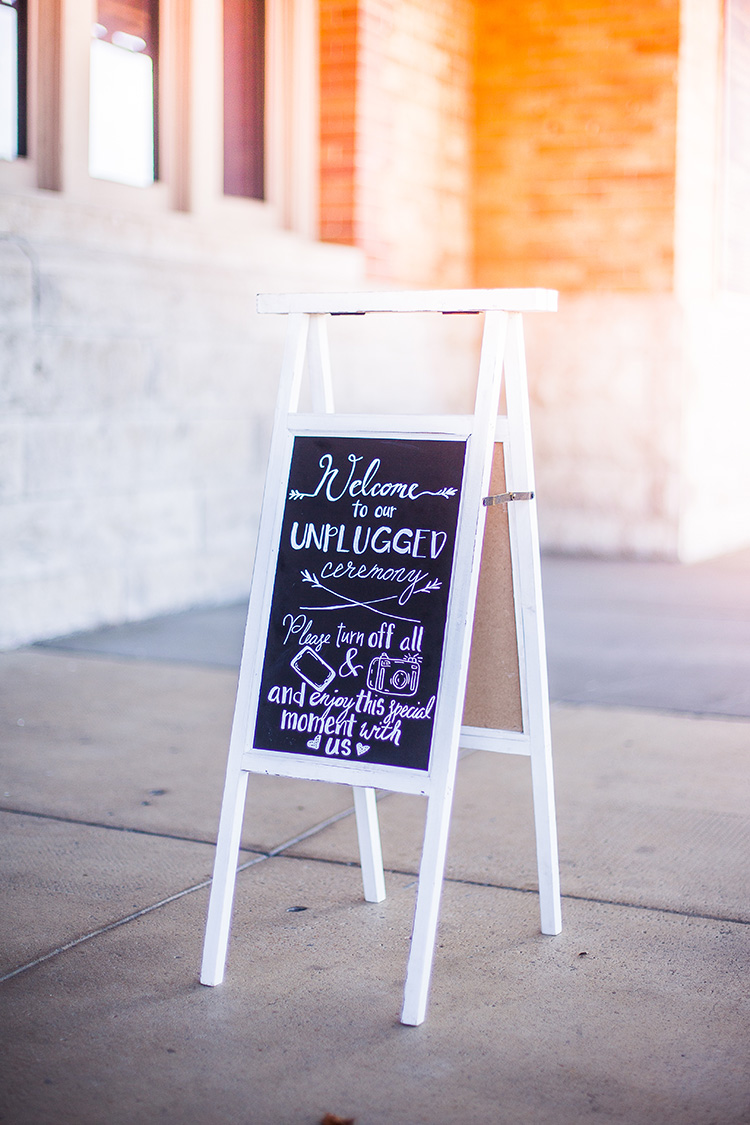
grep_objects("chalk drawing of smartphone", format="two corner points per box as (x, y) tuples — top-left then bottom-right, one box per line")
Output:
(290, 646), (336, 691)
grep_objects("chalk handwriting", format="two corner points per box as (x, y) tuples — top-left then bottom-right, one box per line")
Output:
(253, 436), (465, 772)
(288, 453), (458, 505)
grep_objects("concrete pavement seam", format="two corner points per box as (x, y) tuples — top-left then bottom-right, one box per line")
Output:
(0, 879), (216, 985)
(280, 852), (750, 927)
(5, 800), (747, 987)
(0, 804), (253, 851)
(0, 804), (360, 984)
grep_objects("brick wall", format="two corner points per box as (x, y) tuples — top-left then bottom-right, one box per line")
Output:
(474, 0), (681, 291)
(319, 0), (358, 244)
(319, 0), (474, 285)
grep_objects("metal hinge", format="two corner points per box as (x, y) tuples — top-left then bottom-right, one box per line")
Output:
(483, 491), (534, 506)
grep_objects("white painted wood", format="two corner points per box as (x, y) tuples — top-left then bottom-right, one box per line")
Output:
(503, 315), (562, 936)
(288, 414), (475, 437)
(200, 767), (249, 985)
(400, 786), (457, 1026)
(303, 312), (386, 905)
(307, 314), (334, 413)
(201, 291), (562, 1018)
(242, 749), (433, 794)
(257, 289), (558, 315)
(401, 310), (509, 1025)
(352, 788), (387, 903)
(200, 312), (311, 986)
(459, 726), (531, 756)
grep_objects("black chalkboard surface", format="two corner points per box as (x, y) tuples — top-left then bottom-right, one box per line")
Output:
(254, 435), (467, 772)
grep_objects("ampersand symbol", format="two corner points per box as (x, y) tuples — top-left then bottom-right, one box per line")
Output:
(338, 647), (363, 678)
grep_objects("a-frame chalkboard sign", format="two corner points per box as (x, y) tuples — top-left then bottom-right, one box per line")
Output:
(200, 290), (561, 1025)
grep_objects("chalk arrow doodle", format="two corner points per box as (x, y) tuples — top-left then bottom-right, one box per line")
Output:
(289, 486), (457, 501)
(299, 571), (441, 622)
(411, 487), (458, 499)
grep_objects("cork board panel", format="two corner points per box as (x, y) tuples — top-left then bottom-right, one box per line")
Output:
(462, 443), (523, 733)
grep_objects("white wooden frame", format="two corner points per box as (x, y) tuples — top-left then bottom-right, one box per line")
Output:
(200, 289), (561, 1026)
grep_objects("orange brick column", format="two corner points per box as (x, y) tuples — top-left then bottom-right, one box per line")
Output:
(319, 0), (358, 244)
(474, 0), (680, 291)
(319, 0), (473, 286)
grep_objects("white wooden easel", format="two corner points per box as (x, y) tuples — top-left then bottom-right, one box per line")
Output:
(200, 289), (561, 1026)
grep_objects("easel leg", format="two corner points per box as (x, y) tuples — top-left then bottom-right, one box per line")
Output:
(200, 768), (249, 986)
(503, 314), (562, 937)
(352, 787), (386, 903)
(400, 788), (455, 1026)
(530, 746), (562, 935)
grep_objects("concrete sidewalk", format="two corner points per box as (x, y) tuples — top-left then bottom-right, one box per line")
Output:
(1, 553), (750, 1124)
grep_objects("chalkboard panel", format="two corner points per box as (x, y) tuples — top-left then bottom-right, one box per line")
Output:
(254, 435), (467, 772)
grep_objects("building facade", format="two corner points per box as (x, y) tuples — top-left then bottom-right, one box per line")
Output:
(1, 0), (748, 648)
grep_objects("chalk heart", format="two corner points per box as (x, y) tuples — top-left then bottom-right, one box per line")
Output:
(306, 735), (321, 750)
(356, 742), (370, 756)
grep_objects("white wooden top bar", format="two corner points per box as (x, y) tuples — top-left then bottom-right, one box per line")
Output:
(257, 289), (558, 315)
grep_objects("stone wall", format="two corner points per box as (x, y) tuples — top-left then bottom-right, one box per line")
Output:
(0, 193), (481, 649)
(523, 296), (684, 558)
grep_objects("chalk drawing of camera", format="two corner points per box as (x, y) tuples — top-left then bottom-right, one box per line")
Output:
(366, 653), (422, 696)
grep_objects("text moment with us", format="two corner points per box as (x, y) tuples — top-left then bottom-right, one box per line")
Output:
(254, 436), (467, 771)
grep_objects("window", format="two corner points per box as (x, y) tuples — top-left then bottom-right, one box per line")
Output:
(224, 0), (265, 199)
(89, 0), (158, 186)
(0, 0), (27, 161)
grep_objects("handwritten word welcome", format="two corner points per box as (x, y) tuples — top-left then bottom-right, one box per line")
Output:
(294, 454), (421, 503)
(290, 453), (457, 506)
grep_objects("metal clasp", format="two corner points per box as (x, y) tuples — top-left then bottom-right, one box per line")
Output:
(483, 491), (534, 506)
